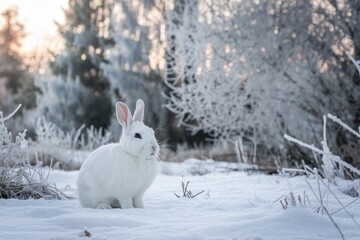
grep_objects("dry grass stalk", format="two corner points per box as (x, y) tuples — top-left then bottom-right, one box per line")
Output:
(174, 181), (205, 198)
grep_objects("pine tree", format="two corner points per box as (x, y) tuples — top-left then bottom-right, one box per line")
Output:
(0, 7), (36, 111)
(49, 0), (114, 129)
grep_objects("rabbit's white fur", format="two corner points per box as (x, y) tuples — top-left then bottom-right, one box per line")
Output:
(77, 99), (159, 209)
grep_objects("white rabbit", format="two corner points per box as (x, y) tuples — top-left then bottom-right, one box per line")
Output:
(77, 99), (159, 209)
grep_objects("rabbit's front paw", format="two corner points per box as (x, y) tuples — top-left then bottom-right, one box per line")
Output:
(119, 198), (134, 209)
(96, 203), (112, 209)
(133, 196), (144, 208)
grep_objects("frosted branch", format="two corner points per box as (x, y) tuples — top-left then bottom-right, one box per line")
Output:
(1, 104), (22, 122)
(327, 114), (360, 138)
(284, 134), (324, 154)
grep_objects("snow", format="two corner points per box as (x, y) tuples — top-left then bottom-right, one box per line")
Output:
(1, 160), (360, 240)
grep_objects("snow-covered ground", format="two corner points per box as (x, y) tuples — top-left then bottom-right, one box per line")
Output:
(0, 160), (359, 240)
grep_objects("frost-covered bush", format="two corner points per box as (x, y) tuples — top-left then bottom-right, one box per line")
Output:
(27, 74), (92, 131)
(0, 105), (67, 199)
(31, 117), (111, 170)
(28, 74), (112, 133)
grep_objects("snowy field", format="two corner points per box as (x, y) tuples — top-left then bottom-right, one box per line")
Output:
(0, 160), (359, 240)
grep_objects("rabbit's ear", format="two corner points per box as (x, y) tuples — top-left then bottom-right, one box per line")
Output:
(116, 102), (132, 128)
(133, 99), (145, 122)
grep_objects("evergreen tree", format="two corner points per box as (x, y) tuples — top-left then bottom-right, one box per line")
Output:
(0, 7), (36, 111)
(49, 0), (114, 129)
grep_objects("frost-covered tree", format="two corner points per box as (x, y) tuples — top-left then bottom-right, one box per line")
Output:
(48, 0), (114, 130)
(165, 0), (305, 144)
(165, 0), (360, 162)
(103, 0), (167, 137)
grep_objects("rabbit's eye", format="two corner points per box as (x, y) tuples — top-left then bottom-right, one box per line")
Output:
(134, 133), (142, 139)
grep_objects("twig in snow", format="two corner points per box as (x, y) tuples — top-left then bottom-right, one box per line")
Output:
(275, 192), (309, 210)
(174, 181), (205, 198)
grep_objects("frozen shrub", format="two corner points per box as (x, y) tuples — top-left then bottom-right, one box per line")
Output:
(0, 105), (67, 199)
(30, 117), (111, 170)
